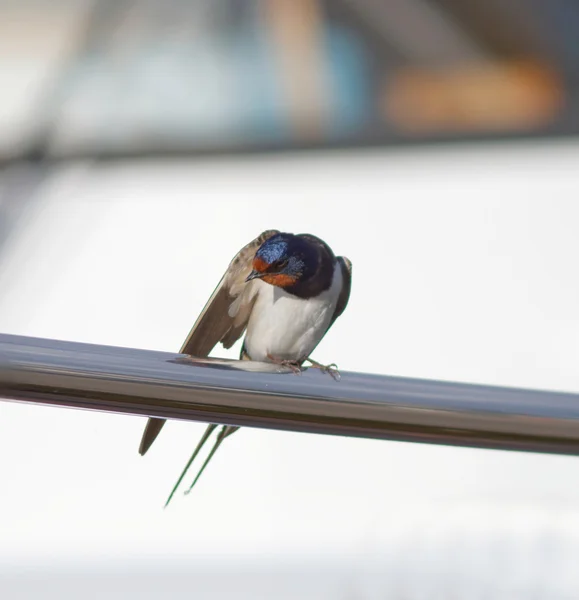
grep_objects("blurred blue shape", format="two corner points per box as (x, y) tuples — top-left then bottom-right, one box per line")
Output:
(323, 23), (373, 137)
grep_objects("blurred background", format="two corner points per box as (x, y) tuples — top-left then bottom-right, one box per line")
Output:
(2, 0), (579, 598)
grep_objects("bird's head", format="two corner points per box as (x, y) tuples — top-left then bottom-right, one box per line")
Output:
(246, 233), (312, 288)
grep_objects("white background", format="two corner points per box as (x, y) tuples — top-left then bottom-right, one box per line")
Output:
(1, 141), (579, 598)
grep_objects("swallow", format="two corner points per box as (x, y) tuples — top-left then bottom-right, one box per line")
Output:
(138, 229), (352, 506)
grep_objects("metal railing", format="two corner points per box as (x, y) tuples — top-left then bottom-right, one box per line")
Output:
(2, 333), (579, 455)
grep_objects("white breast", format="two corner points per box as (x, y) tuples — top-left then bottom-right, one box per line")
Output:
(243, 262), (343, 362)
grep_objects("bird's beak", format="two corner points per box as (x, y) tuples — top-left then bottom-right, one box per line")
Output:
(245, 270), (263, 282)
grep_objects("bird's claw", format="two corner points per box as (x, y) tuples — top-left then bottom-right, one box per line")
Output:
(306, 359), (341, 381)
(267, 353), (302, 375)
(321, 364), (341, 381)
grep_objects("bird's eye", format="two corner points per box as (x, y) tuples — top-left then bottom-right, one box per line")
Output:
(276, 259), (289, 270)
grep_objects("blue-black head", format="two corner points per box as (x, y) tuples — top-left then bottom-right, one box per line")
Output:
(245, 233), (318, 288)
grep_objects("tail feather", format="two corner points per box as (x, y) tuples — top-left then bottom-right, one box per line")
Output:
(139, 417), (166, 456)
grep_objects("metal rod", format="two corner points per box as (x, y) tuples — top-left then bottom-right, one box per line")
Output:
(1, 333), (579, 456)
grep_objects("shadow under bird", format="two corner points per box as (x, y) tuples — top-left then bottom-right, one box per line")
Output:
(138, 229), (352, 506)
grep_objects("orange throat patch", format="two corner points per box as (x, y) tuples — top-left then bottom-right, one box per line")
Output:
(261, 273), (297, 288)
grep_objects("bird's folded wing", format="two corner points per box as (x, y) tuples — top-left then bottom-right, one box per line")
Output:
(331, 256), (352, 325)
(180, 229), (280, 355)
(138, 229), (279, 456)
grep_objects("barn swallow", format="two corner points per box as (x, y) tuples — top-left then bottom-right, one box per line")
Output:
(138, 229), (352, 506)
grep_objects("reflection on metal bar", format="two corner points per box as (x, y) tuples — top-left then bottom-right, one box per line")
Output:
(2, 333), (579, 456)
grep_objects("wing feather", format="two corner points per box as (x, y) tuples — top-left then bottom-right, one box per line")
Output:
(331, 256), (352, 326)
(180, 229), (279, 355)
(138, 229), (279, 456)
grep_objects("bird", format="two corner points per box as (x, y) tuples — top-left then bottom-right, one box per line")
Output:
(138, 229), (352, 506)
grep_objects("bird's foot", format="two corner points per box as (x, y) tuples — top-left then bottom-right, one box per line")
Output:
(306, 358), (341, 381)
(266, 353), (302, 375)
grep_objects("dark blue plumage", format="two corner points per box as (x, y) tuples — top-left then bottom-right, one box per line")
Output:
(250, 232), (335, 298)
(254, 233), (290, 265)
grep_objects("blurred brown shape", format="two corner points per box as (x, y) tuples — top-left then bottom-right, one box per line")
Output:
(263, 0), (329, 139)
(384, 61), (564, 134)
